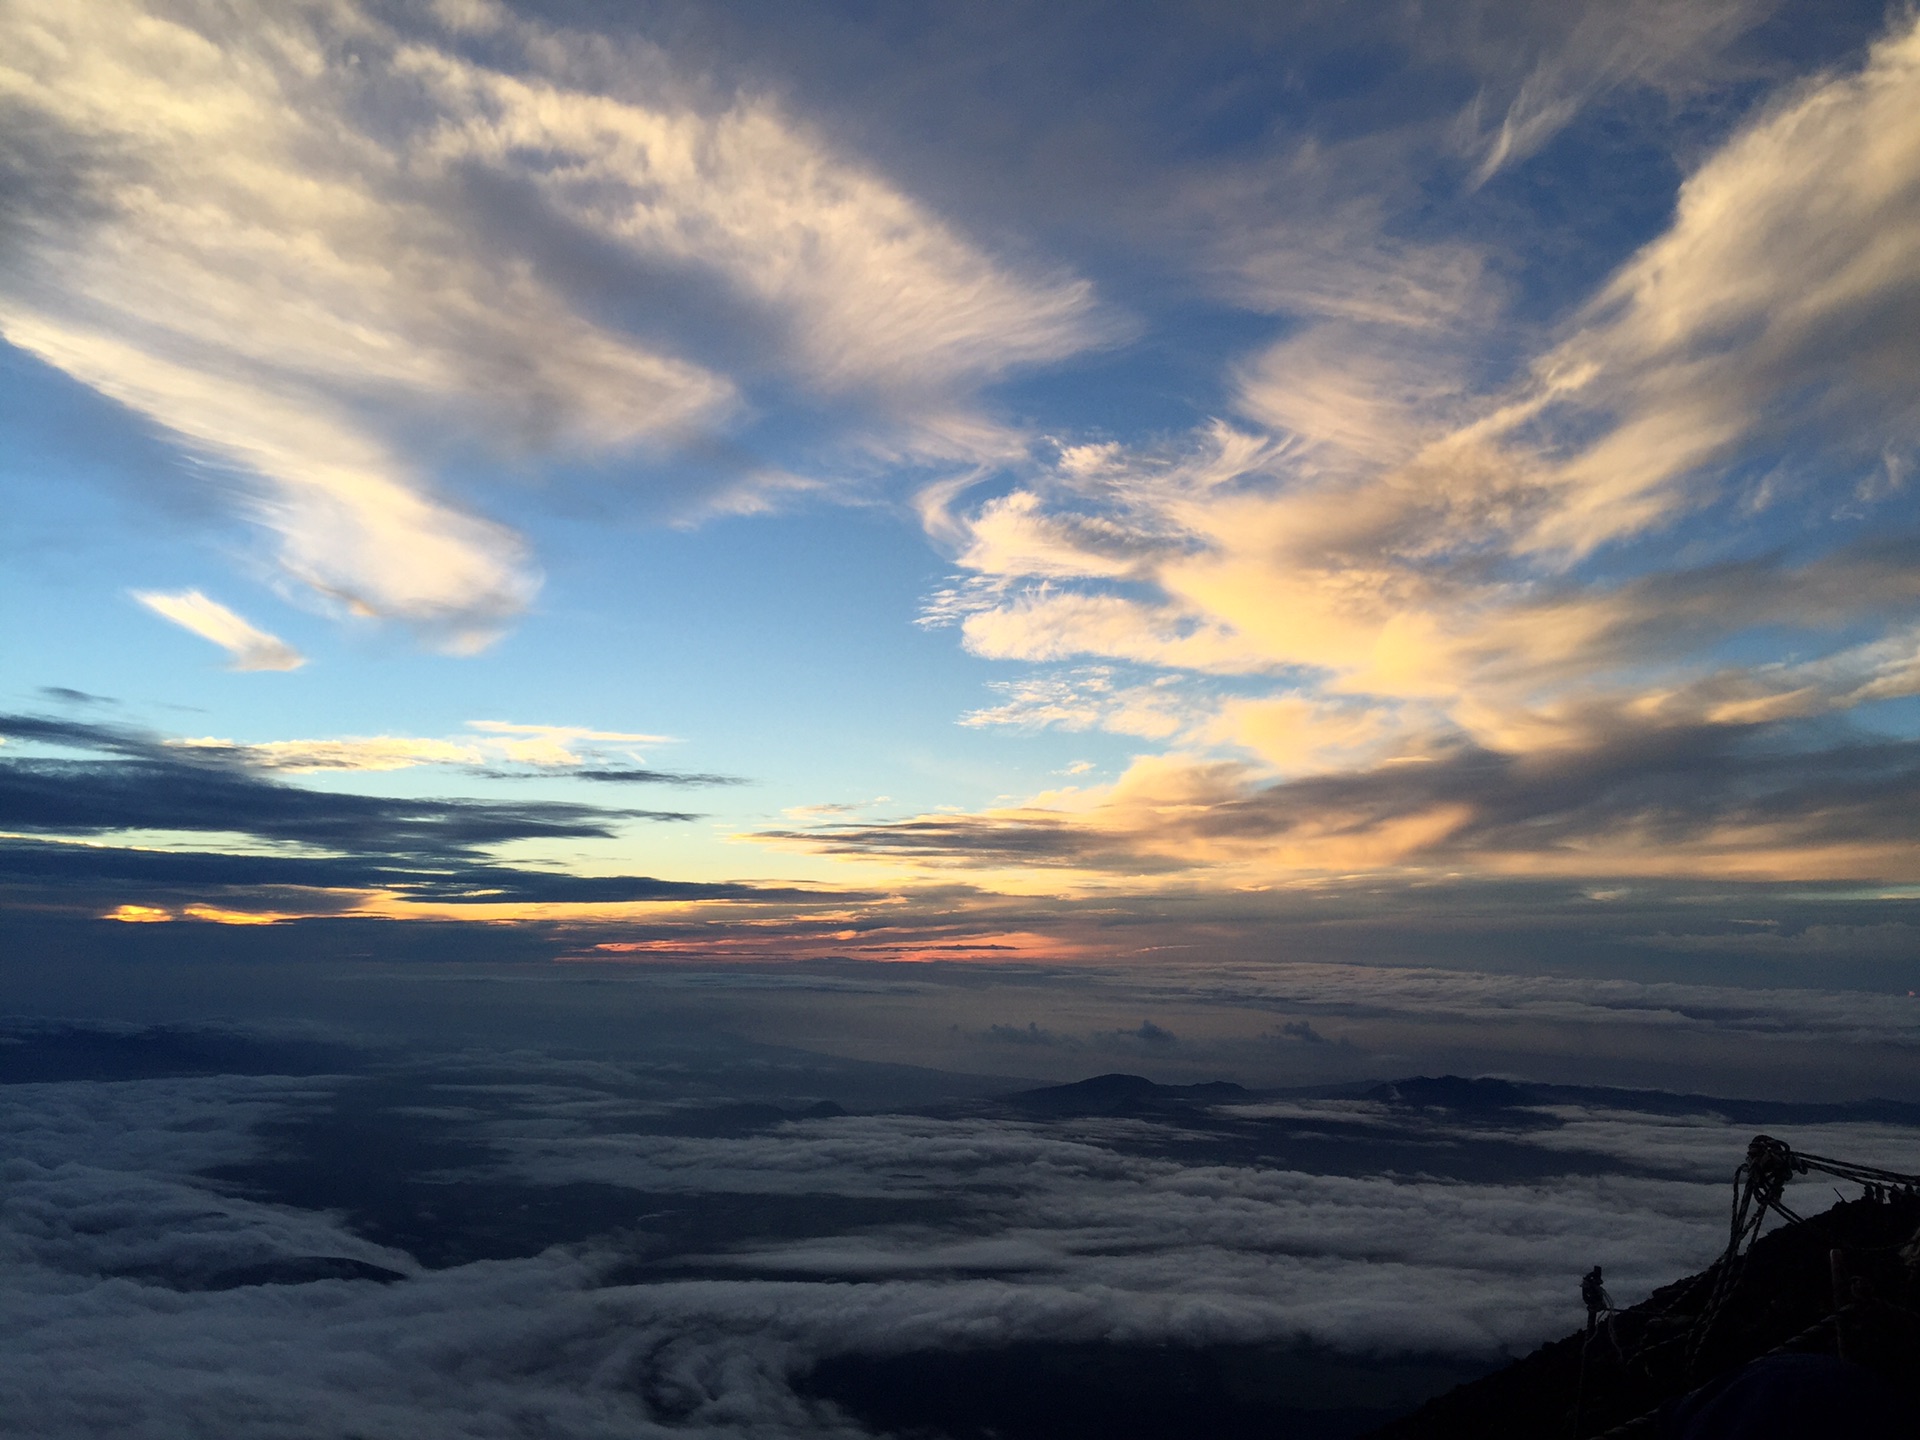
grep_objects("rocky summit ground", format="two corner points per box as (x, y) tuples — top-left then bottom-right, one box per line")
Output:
(1368, 1191), (1920, 1438)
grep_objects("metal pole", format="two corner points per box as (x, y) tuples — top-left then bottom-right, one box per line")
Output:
(1828, 1248), (1849, 1363)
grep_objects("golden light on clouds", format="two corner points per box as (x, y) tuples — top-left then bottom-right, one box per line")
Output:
(104, 904), (171, 924)
(9, 2), (1920, 952)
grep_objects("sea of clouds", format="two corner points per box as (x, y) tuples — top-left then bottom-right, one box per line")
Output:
(4, 1017), (1918, 1439)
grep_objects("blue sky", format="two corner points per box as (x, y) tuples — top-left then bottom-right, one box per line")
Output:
(6, 0), (1920, 1005)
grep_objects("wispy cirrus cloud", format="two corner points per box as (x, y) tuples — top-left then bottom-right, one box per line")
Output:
(0, 0), (1103, 648)
(399, 41), (1105, 399)
(1450, 0), (1768, 186)
(1505, 14), (1920, 555)
(1178, 0), (1769, 358)
(131, 590), (304, 672)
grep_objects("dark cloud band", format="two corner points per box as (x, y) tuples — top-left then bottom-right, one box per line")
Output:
(0, 713), (699, 862)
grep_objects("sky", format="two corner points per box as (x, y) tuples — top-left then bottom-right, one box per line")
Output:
(8, 9), (1920, 1436)
(5, 0), (1920, 1095)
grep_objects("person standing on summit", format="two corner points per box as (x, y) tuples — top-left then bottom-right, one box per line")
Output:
(1582, 1265), (1612, 1334)
(1583, 1265), (1621, 1357)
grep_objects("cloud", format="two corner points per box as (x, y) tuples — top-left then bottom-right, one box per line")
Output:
(463, 721), (675, 767)
(0, 714), (848, 921)
(1235, 322), (1467, 469)
(959, 669), (1205, 742)
(0, 0), (636, 646)
(0, 838), (824, 913)
(757, 717), (1920, 886)
(571, 769), (747, 787)
(1451, 0), (1766, 186)
(898, 16), (1920, 892)
(1502, 13), (1920, 555)
(1273, 1021), (1337, 1047)
(401, 41), (1106, 398)
(0, 0), (1101, 647)
(0, 713), (692, 864)
(156, 722), (745, 784)
(1102, 955), (1920, 1057)
(131, 590), (304, 672)
(1115, 1020), (1177, 1047)
(1205, 695), (1400, 775)
(1178, 0), (1770, 337)
(7, 1027), (1909, 1440)
(170, 735), (488, 773)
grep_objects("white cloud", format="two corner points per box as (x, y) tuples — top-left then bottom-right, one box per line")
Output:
(131, 589), (305, 672)
(959, 669), (1205, 742)
(463, 721), (675, 767)
(1454, 0), (1765, 185)
(1512, 14), (1920, 554)
(162, 719), (676, 771)
(166, 735), (482, 772)
(1235, 321), (1468, 469)
(400, 47), (1106, 397)
(0, 0), (1100, 647)
(5, 1021), (1916, 1440)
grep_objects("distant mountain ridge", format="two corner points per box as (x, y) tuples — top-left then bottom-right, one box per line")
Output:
(1367, 1074), (1920, 1128)
(1003, 1072), (1250, 1116)
(993, 1070), (1920, 1128)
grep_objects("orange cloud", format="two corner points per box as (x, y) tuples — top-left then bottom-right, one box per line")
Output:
(104, 904), (171, 923)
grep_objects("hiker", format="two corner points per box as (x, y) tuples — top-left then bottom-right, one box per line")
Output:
(1581, 1264), (1624, 1360)
(1582, 1265), (1612, 1333)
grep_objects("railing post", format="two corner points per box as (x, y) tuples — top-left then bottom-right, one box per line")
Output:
(1828, 1248), (1850, 1363)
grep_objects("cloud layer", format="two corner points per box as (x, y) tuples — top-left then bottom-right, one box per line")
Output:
(3, 1025), (1916, 1438)
(0, 713), (814, 917)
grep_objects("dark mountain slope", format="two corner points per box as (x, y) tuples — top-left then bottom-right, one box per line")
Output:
(1368, 1192), (1920, 1439)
